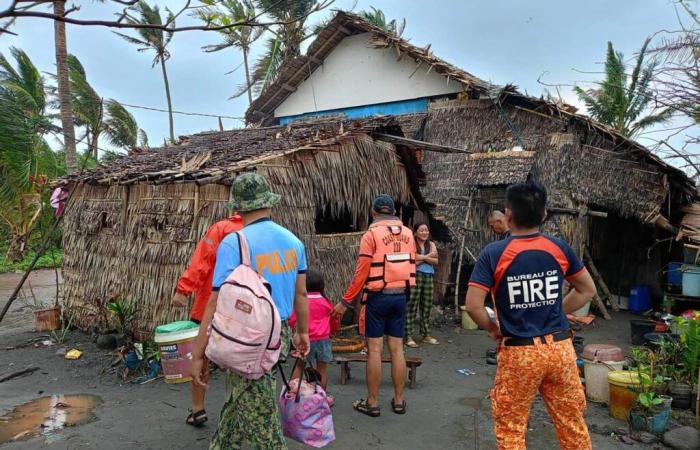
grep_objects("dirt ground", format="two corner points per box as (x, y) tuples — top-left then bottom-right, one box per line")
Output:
(0, 271), (690, 449)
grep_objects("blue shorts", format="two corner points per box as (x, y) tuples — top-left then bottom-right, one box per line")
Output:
(365, 293), (407, 338)
(307, 339), (333, 365)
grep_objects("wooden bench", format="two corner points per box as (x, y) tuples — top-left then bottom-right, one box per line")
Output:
(335, 354), (423, 389)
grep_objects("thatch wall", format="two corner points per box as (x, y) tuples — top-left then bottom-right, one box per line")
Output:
(63, 132), (410, 335)
(420, 100), (675, 254)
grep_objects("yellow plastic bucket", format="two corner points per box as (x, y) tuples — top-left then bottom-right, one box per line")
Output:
(608, 370), (647, 420)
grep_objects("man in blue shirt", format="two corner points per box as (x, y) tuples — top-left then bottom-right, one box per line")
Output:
(191, 172), (309, 450)
(466, 181), (596, 450)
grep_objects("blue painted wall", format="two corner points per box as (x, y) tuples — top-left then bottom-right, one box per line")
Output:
(278, 98), (429, 125)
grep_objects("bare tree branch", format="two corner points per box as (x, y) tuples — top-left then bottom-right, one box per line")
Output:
(0, 0), (334, 35)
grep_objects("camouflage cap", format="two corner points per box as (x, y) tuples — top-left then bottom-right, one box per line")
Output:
(228, 172), (280, 212)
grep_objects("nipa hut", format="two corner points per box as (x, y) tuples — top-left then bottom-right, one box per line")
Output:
(61, 117), (430, 334)
(241, 10), (697, 310)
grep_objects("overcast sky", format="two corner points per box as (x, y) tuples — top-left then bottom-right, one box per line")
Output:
(1, 0), (690, 154)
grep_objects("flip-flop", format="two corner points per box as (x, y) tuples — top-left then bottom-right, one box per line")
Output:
(406, 338), (419, 348)
(186, 409), (208, 427)
(353, 399), (380, 417)
(391, 398), (407, 414)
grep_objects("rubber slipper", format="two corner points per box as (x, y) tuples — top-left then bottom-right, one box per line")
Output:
(353, 399), (380, 417)
(391, 398), (406, 414)
(406, 338), (419, 348)
(422, 336), (439, 345)
(186, 409), (208, 427)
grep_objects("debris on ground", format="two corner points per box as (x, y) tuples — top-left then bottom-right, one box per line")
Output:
(0, 365), (39, 383)
(64, 349), (83, 360)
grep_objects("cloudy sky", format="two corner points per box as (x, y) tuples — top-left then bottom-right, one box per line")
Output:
(1, 0), (690, 154)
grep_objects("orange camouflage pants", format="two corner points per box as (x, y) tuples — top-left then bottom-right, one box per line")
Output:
(491, 335), (591, 450)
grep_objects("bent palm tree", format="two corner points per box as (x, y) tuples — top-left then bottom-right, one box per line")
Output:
(238, 0), (319, 98)
(196, 0), (263, 105)
(0, 49), (60, 261)
(575, 39), (673, 138)
(52, 55), (144, 157)
(115, 1), (175, 142)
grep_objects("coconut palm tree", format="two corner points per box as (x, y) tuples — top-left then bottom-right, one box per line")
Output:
(196, 0), (263, 105)
(58, 55), (144, 158)
(53, 0), (78, 174)
(242, 0), (320, 98)
(0, 48), (61, 261)
(574, 39), (674, 138)
(114, 1), (175, 143)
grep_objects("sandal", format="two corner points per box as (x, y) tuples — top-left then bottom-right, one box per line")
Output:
(352, 399), (380, 417)
(406, 338), (419, 348)
(391, 398), (407, 415)
(422, 336), (439, 345)
(186, 409), (208, 427)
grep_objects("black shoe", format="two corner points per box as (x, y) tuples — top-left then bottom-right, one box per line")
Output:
(486, 357), (498, 365)
(486, 349), (497, 358)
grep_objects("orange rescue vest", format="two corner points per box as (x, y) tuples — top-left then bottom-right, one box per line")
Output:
(365, 220), (417, 292)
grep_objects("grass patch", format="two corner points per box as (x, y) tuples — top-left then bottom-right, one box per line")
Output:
(0, 248), (63, 274)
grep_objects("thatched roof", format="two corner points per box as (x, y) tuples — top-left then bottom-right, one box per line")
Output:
(245, 10), (495, 125)
(245, 11), (693, 197)
(66, 117), (401, 186)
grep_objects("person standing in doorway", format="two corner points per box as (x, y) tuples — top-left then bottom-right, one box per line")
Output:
(405, 222), (439, 348)
(191, 172), (310, 450)
(485, 210), (511, 364)
(332, 194), (416, 417)
(172, 212), (243, 427)
(466, 181), (595, 450)
(487, 210), (510, 239)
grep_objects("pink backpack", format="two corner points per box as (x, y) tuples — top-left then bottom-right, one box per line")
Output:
(205, 231), (282, 379)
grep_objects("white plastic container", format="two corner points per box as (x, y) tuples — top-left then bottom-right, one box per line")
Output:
(582, 344), (625, 403)
(459, 306), (478, 330)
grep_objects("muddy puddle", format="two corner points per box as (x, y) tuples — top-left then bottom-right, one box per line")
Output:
(0, 394), (102, 445)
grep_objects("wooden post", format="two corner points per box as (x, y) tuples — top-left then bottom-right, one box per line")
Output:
(584, 248), (619, 311)
(454, 193), (473, 313)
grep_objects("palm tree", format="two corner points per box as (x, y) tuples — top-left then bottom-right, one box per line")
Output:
(574, 39), (673, 138)
(53, 0), (78, 174)
(242, 0), (319, 98)
(114, 1), (175, 143)
(196, 0), (263, 105)
(359, 7), (402, 34)
(59, 55), (143, 158)
(0, 48), (61, 261)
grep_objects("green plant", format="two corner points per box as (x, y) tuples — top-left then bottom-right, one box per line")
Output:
(680, 319), (699, 385)
(631, 347), (665, 417)
(145, 341), (161, 364)
(50, 310), (76, 345)
(106, 298), (137, 337)
(637, 391), (664, 414)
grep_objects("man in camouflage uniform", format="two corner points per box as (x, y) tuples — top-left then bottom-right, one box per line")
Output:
(191, 172), (310, 450)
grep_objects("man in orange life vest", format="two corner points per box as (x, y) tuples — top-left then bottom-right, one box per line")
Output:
(466, 181), (596, 450)
(332, 194), (416, 417)
(172, 213), (243, 427)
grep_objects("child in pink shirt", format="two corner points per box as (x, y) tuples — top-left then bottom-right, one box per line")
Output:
(290, 269), (340, 403)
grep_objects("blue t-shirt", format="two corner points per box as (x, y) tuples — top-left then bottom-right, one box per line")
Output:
(468, 233), (585, 338)
(416, 241), (436, 275)
(212, 218), (307, 320)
